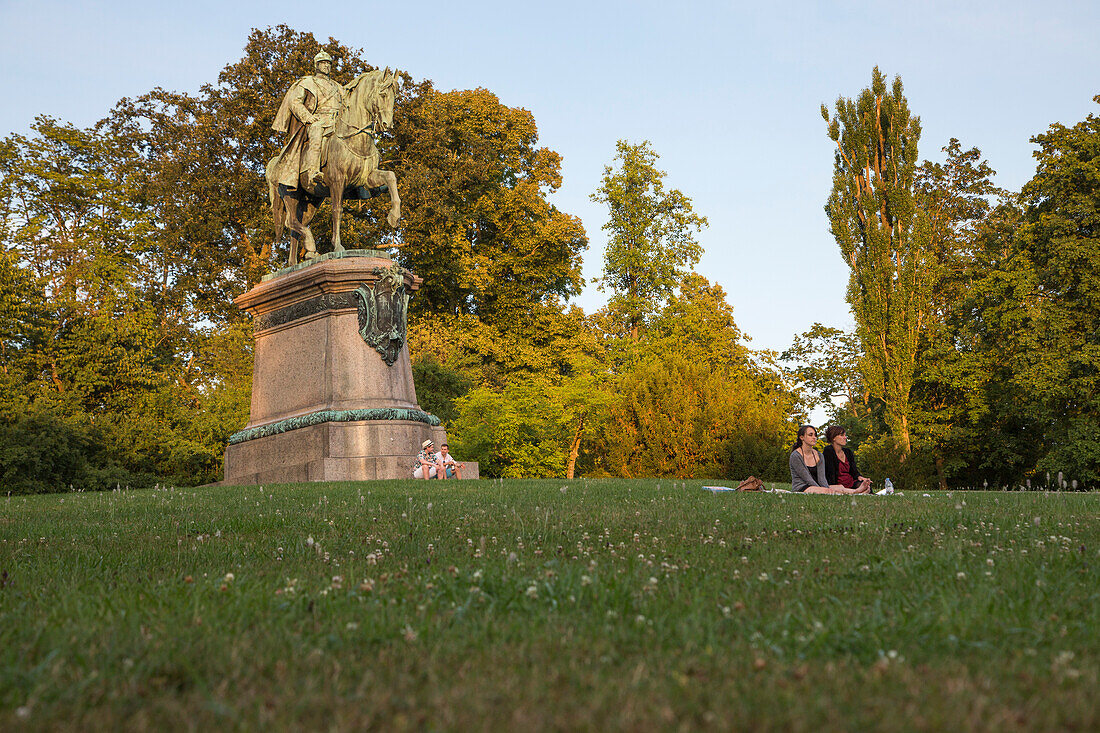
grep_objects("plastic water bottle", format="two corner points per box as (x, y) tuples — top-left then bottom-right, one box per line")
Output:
(880, 478), (895, 496)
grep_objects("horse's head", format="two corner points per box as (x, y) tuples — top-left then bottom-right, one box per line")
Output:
(343, 68), (402, 134)
(372, 67), (401, 131)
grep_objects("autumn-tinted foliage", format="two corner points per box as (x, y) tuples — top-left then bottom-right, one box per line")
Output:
(393, 86), (587, 322)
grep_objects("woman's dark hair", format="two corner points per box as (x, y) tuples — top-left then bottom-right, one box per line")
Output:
(824, 425), (847, 444)
(790, 425), (818, 453)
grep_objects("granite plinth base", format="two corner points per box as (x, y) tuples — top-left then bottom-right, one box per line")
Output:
(223, 419), (448, 485)
(238, 252), (425, 427)
(221, 251), (449, 485)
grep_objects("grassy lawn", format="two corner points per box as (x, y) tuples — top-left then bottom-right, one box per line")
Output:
(1, 479), (1097, 730)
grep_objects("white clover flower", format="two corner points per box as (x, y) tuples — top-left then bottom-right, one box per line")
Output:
(581, 575), (592, 586)
(525, 584), (539, 598)
(224, 573), (234, 583)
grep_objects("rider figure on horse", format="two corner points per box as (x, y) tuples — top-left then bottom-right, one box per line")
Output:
(267, 57), (403, 265)
(271, 51), (345, 192)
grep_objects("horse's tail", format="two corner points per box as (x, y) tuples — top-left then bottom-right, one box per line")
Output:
(266, 160), (285, 241)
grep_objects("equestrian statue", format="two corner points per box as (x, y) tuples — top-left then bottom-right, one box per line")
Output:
(267, 51), (402, 265)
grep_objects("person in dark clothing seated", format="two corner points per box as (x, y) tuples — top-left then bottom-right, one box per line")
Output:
(822, 425), (872, 494)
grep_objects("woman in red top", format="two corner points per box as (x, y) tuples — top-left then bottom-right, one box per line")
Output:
(822, 426), (872, 494)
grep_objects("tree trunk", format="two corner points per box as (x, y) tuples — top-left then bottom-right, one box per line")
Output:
(898, 412), (911, 456)
(565, 414), (585, 479)
(50, 360), (65, 392)
(935, 454), (947, 491)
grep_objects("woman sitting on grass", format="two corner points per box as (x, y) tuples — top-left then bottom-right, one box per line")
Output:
(822, 425), (872, 494)
(789, 425), (870, 494)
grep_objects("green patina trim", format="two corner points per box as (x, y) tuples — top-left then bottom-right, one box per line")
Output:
(263, 249), (394, 281)
(228, 407), (441, 445)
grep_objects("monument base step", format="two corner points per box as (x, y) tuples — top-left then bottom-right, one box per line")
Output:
(223, 419), (447, 485)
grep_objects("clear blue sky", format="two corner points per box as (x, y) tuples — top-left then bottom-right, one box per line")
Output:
(3, 0), (1099, 355)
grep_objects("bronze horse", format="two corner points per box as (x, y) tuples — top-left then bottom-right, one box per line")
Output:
(266, 69), (402, 265)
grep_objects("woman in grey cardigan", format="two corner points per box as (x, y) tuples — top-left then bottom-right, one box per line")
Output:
(789, 425), (868, 494)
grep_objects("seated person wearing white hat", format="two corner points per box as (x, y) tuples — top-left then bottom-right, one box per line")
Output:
(413, 439), (444, 479)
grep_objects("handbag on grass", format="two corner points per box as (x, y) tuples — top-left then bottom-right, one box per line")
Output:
(736, 476), (764, 491)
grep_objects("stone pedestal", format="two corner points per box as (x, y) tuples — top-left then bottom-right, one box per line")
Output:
(222, 251), (446, 484)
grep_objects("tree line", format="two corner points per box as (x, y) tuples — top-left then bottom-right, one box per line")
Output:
(792, 68), (1100, 490)
(1, 34), (1096, 492)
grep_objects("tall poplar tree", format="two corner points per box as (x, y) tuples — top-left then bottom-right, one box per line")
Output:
(591, 140), (707, 341)
(822, 67), (932, 454)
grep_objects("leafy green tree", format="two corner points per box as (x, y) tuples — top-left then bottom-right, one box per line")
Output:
(0, 411), (91, 494)
(916, 139), (1003, 314)
(0, 117), (167, 410)
(822, 67), (932, 454)
(590, 274), (793, 480)
(407, 304), (597, 392)
(411, 355), (472, 426)
(940, 202), (1044, 488)
(1013, 96), (1100, 484)
(0, 252), (47, 391)
(408, 304), (614, 478)
(647, 273), (750, 371)
(603, 354), (788, 480)
(908, 140), (1005, 488)
(1, 109), (258, 487)
(394, 87), (588, 324)
(591, 140), (707, 341)
(910, 102), (1100, 489)
(781, 323), (865, 420)
(450, 378), (570, 478)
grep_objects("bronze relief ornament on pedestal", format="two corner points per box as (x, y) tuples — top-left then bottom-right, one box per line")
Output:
(355, 266), (409, 366)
